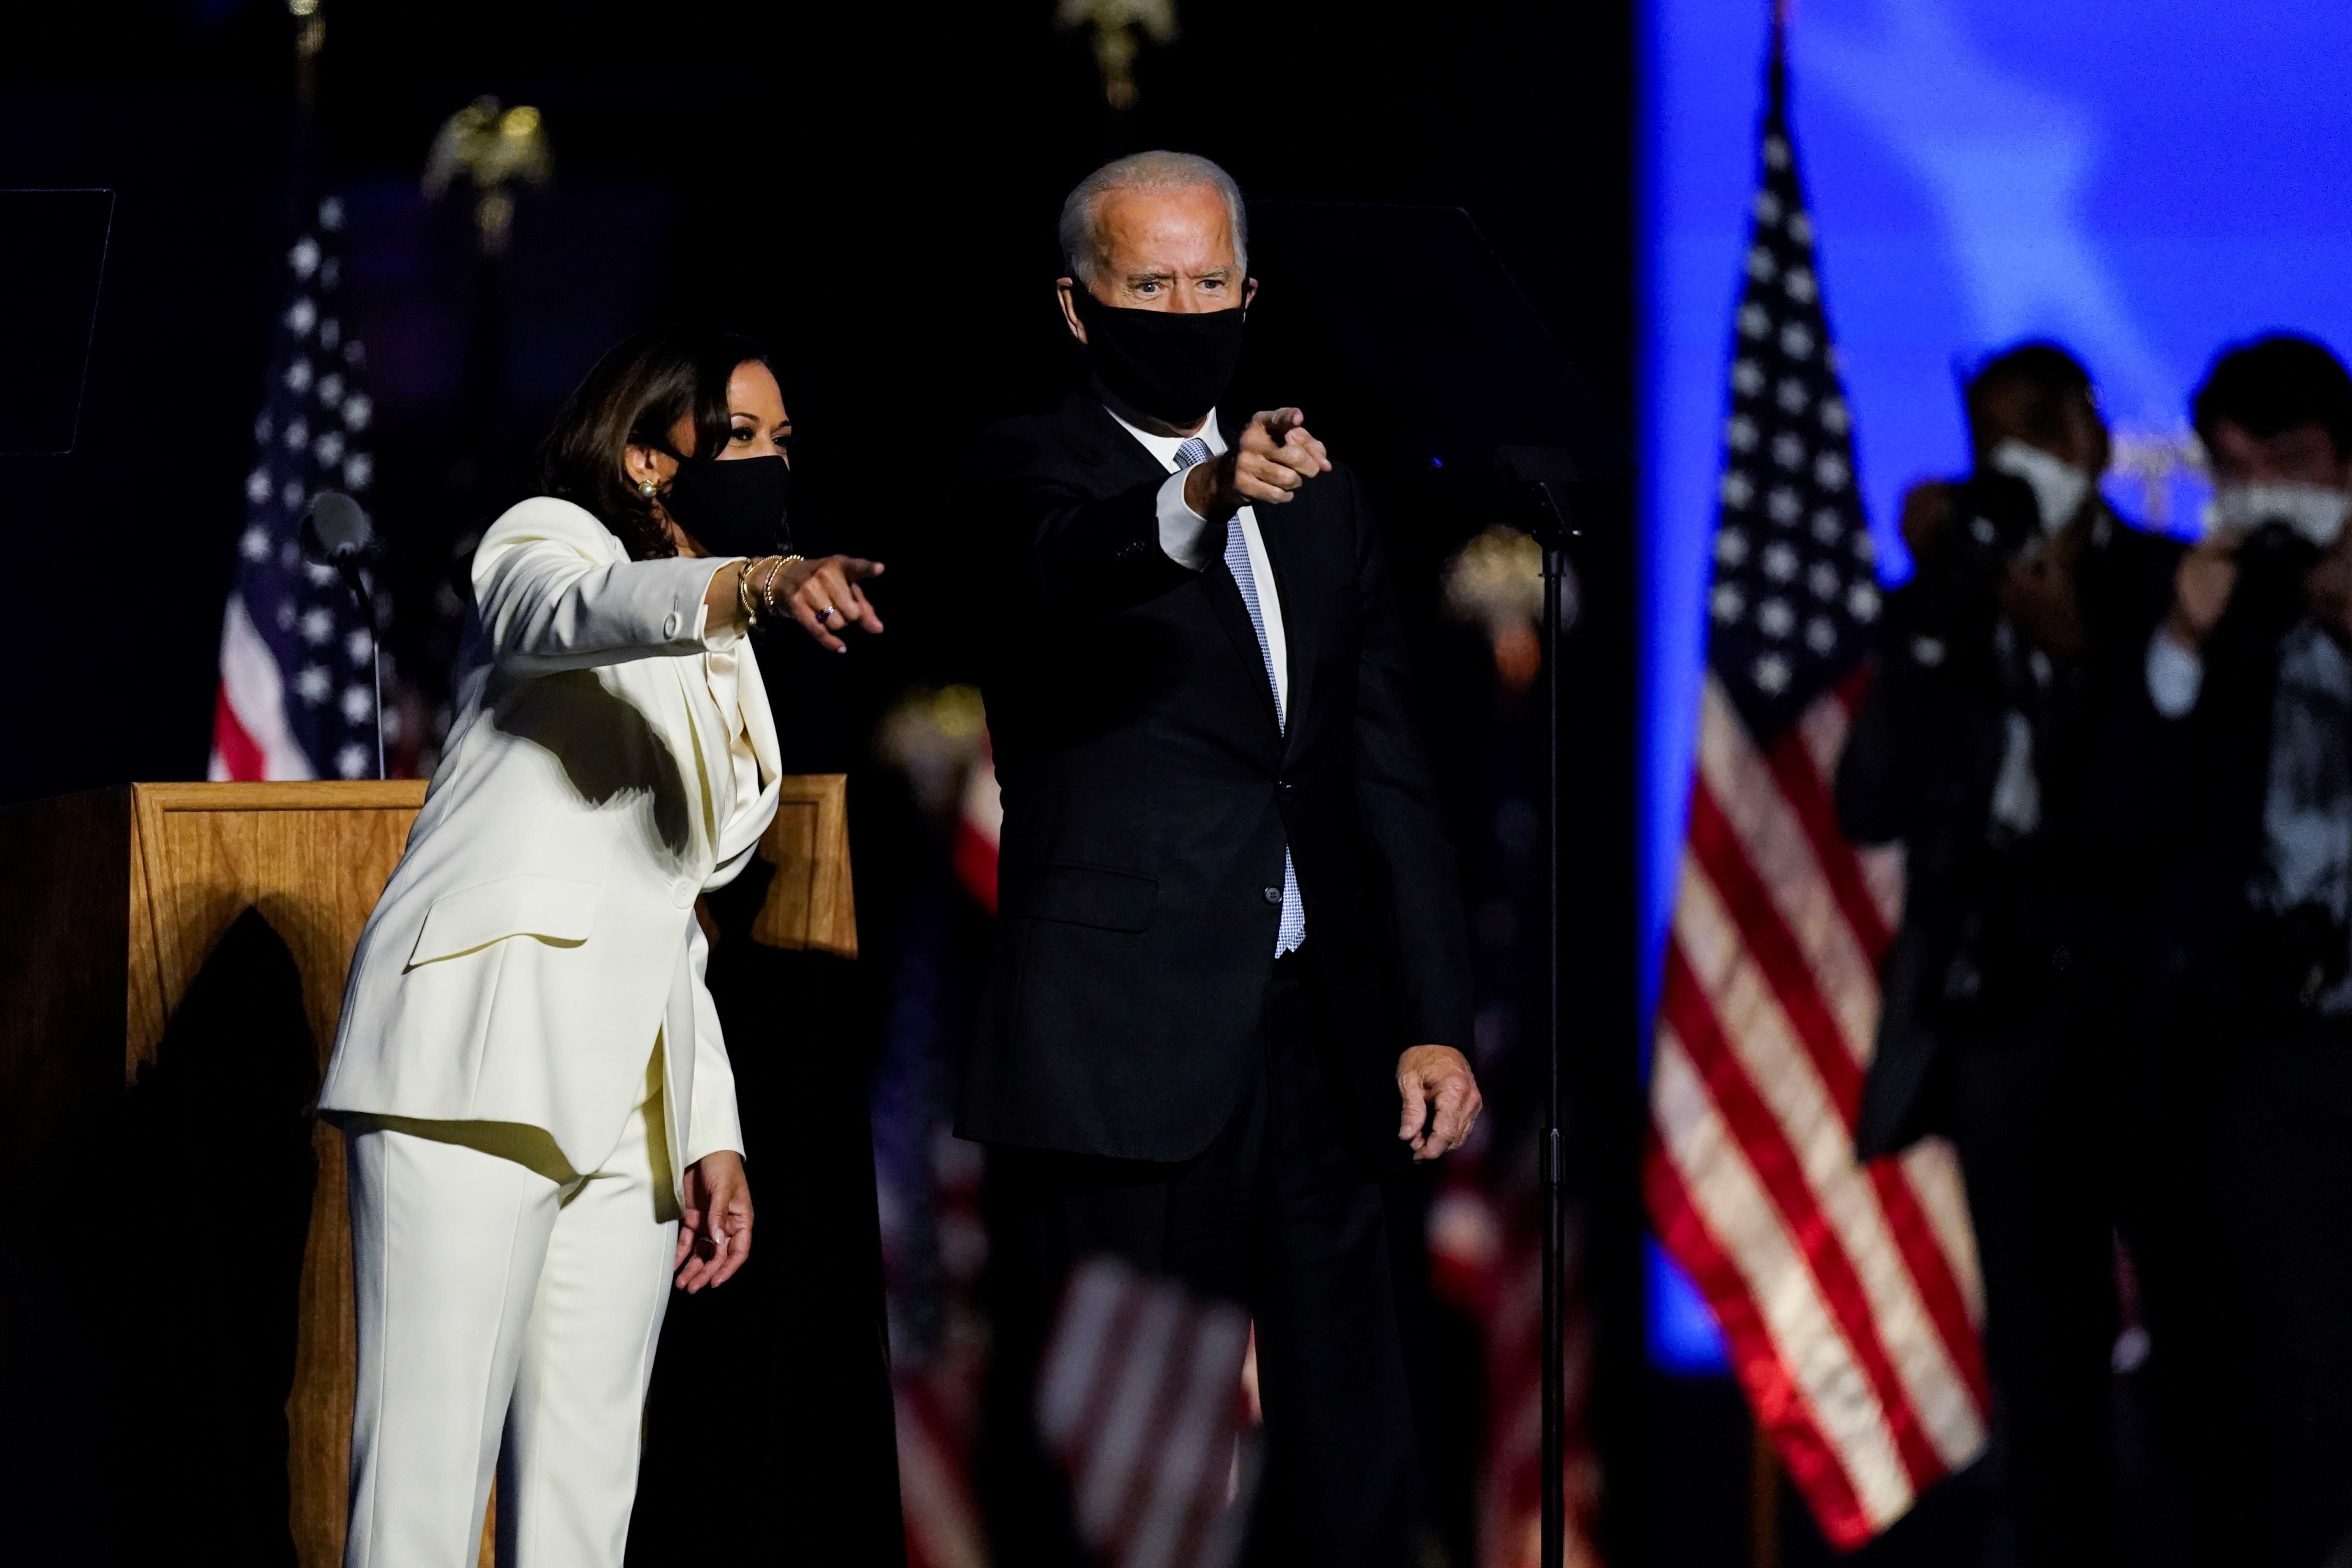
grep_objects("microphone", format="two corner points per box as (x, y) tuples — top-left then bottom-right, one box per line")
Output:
(301, 489), (378, 564)
(298, 490), (386, 780)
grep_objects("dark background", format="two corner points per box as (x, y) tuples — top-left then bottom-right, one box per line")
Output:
(0, 3), (1880, 1565)
(0, 0), (1634, 797)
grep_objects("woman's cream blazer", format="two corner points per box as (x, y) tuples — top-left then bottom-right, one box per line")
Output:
(320, 496), (782, 1191)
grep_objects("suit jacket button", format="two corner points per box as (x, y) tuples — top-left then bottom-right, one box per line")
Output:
(1262, 886), (1282, 905)
(673, 879), (698, 908)
(662, 610), (684, 639)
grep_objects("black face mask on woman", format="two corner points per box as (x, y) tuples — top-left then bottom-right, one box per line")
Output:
(660, 452), (791, 558)
(1071, 286), (1246, 430)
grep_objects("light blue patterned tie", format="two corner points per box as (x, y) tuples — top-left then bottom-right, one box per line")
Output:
(1174, 436), (1306, 956)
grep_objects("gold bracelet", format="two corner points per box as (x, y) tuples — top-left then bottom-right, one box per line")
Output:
(763, 554), (804, 618)
(734, 559), (760, 627)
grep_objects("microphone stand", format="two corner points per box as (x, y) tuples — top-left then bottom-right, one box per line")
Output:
(1536, 493), (1573, 1568)
(304, 492), (388, 780)
(1492, 443), (1581, 1568)
(332, 556), (385, 780)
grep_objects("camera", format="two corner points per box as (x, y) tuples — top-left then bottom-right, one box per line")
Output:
(2230, 516), (2328, 642)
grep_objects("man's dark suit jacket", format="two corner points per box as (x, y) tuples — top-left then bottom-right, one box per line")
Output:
(956, 393), (1475, 1165)
(1836, 504), (2180, 1158)
(2099, 541), (2336, 1032)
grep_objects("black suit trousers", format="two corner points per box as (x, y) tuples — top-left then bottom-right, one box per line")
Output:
(2212, 1025), (2352, 1568)
(1949, 1004), (2120, 1568)
(979, 947), (1425, 1568)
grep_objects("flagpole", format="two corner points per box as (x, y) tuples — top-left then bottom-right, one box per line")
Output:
(290, 0), (322, 226)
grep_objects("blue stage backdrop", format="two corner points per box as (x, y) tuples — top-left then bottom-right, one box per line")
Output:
(1638, 0), (2352, 1371)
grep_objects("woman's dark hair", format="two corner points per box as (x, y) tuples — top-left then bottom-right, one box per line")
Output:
(536, 325), (774, 560)
(2193, 333), (2352, 462)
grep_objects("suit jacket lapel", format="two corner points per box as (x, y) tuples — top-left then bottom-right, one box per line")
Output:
(736, 640), (781, 783)
(1257, 498), (1318, 752)
(668, 654), (727, 848)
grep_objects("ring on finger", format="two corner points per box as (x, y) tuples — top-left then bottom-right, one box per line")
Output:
(814, 605), (835, 622)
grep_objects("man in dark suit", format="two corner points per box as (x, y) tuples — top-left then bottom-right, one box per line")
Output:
(961, 151), (1481, 1567)
(1836, 343), (2179, 1567)
(2109, 335), (2352, 1568)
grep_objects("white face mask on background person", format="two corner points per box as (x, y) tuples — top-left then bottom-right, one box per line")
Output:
(2205, 481), (2352, 549)
(1989, 438), (2094, 535)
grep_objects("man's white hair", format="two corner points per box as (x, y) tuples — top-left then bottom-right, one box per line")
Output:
(1058, 151), (1249, 289)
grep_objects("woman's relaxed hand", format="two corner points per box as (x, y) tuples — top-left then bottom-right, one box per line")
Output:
(778, 555), (886, 652)
(674, 1150), (753, 1293)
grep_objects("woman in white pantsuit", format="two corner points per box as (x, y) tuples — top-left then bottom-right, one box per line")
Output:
(319, 327), (884, 1568)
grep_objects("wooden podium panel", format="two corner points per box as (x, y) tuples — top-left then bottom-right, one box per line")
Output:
(130, 783), (427, 1568)
(751, 772), (858, 958)
(0, 781), (432, 1566)
(0, 776), (852, 1566)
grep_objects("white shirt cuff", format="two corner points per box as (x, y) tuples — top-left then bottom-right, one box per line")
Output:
(1156, 468), (1217, 570)
(2146, 627), (2204, 719)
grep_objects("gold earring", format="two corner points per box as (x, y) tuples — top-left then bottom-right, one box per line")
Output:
(639, 478), (659, 498)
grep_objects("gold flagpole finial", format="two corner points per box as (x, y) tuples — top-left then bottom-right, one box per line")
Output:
(422, 98), (554, 258)
(1056, 0), (1180, 111)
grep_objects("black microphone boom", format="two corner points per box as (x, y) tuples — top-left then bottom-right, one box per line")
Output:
(298, 489), (386, 780)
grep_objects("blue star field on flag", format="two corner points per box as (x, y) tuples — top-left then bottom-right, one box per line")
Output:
(1705, 51), (1881, 743)
(230, 194), (385, 779)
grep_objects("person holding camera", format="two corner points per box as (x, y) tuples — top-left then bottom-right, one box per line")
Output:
(1837, 343), (2180, 1566)
(2121, 333), (2352, 1568)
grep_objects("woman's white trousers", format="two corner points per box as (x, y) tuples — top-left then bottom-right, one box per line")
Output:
(340, 1070), (677, 1568)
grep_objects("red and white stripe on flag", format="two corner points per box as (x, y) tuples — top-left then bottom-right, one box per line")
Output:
(1038, 1258), (1259, 1568)
(209, 590), (315, 781)
(1646, 673), (1989, 1549)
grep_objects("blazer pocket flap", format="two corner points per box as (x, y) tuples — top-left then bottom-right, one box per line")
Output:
(409, 874), (603, 966)
(999, 862), (1155, 932)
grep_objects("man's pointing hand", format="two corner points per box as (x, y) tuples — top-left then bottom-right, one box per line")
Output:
(1184, 407), (1333, 521)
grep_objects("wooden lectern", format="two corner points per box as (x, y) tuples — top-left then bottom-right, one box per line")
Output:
(0, 778), (854, 1567)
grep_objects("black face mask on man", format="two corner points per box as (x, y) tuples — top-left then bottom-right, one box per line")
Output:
(660, 452), (791, 558)
(1071, 285), (1246, 430)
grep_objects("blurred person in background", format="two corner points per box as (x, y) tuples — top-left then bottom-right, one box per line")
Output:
(318, 326), (882, 1568)
(2114, 333), (2352, 1568)
(1836, 343), (2180, 1567)
(963, 151), (1481, 1566)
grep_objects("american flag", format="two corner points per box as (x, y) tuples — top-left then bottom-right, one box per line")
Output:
(1424, 1173), (1602, 1568)
(1642, 26), (1990, 1550)
(209, 193), (385, 782)
(1036, 1258), (1258, 1568)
